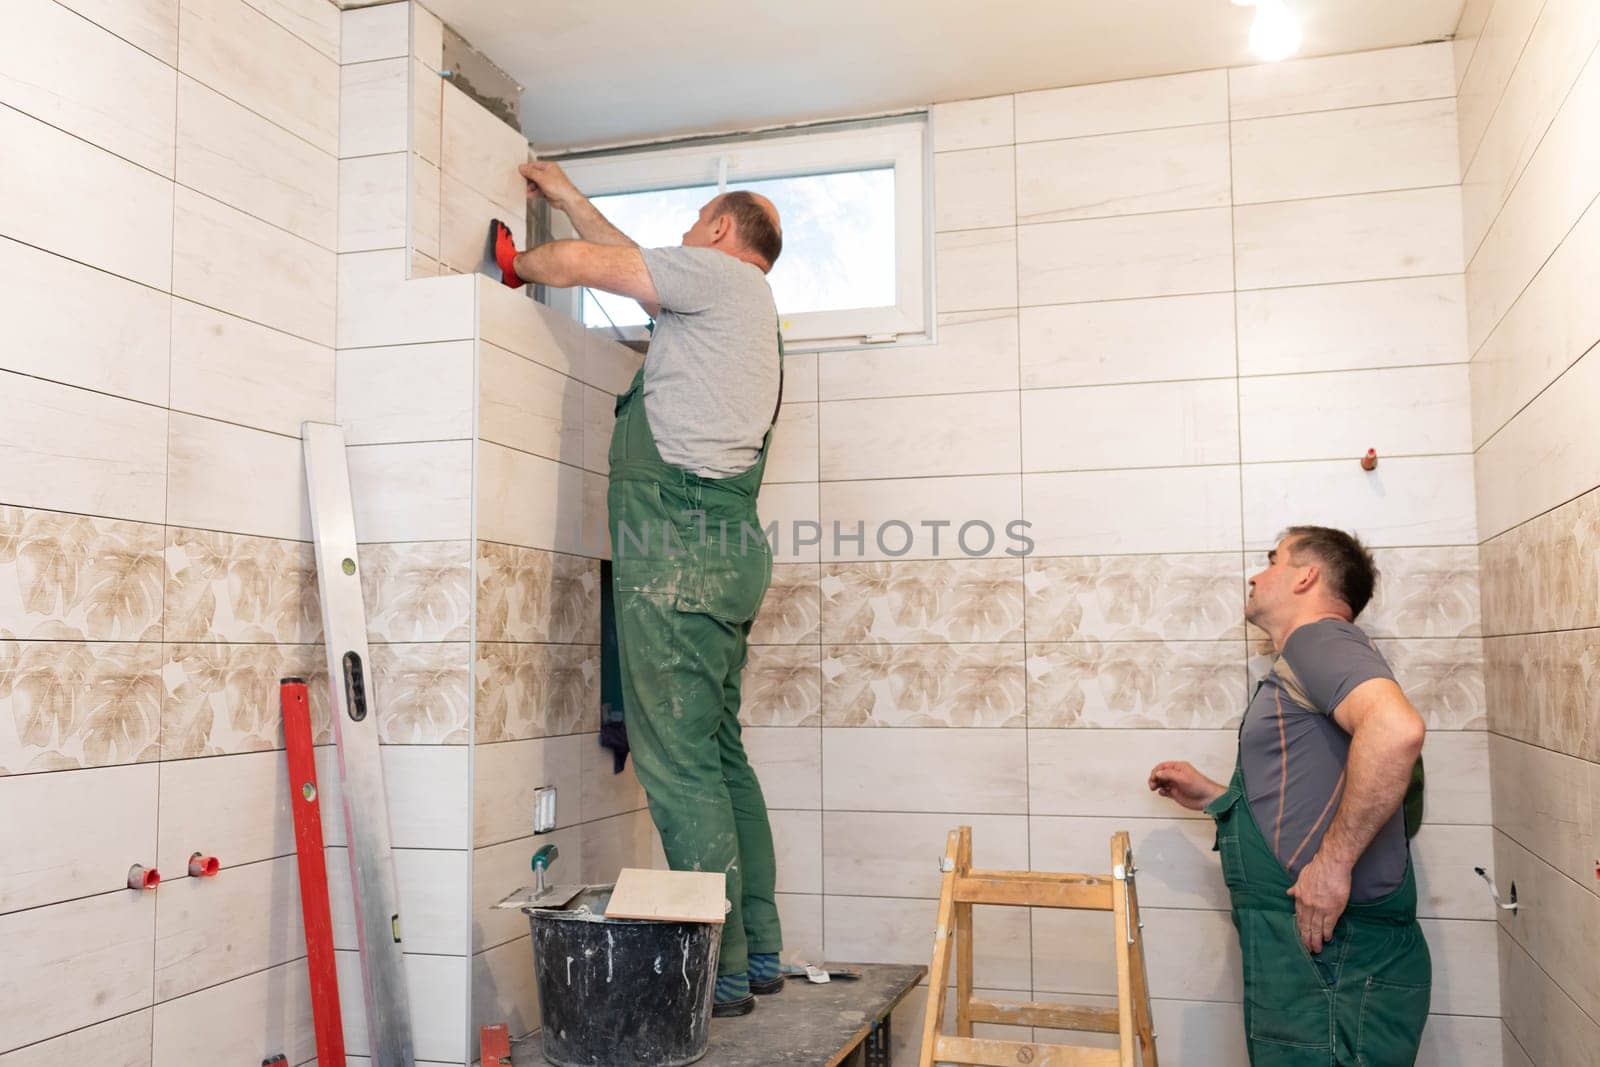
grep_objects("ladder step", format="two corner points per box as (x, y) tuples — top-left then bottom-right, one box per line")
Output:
(953, 874), (1113, 910)
(967, 997), (1121, 1033)
(933, 1035), (1122, 1066)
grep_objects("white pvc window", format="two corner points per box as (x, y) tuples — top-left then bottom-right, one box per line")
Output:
(548, 115), (930, 350)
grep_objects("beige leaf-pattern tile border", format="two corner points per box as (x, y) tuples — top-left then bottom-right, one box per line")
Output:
(1024, 554), (1244, 642)
(0, 640), (162, 774)
(477, 541), (598, 644)
(165, 527), (320, 643)
(370, 642), (469, 743)
(1028, 640), (1245, 729)
(1480, 486), (1600, 637)
(750, 564), (821, 645)
(740, 644), (821, 726)
(475, 643), (598, 742)
(821, 558), (1023, 644)
(362, 541), (472, 642)
(1486, 631), (1600, 762)
(161, 643), (331, 759)
(0, 506), (163, 641)
(1364, 546), (1480, 639)
(822, 644), (1025, 728)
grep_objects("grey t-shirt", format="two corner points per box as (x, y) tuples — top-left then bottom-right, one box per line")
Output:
(1241, 619), (1406, 902)
(638, 246), (780, 478)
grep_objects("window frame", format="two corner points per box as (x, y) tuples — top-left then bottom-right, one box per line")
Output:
(545, 113), (932, 351)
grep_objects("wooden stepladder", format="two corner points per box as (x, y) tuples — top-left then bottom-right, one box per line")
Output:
(918, 827), (1158, 1067)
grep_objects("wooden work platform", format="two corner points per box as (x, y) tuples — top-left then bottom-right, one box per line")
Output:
(511, 963), (926, 1067)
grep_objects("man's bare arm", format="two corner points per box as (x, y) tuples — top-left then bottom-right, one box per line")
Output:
(520, 161), (635, 248)
(512, 240), (660, 318)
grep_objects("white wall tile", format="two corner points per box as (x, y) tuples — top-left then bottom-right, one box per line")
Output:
(412, 155), (443, 260)
(155, 750), (296, 877)
(1030, 815), (1232, 911)
(338, 152), (407, 252)
(337, 340), (474, 445)
(821, 728), (1028, 814)
(1235, 187), (1464, 289)
(412, 3), (444, 67)
(1229, 41), (1455, 120)
(1452, 0), (1496, 89)
(1416, 1014), (1506, 1067)
(1464, 52), (1600, 353)
(0, 0), (176, 176)
(179, 0), (338, 155)
(56, 0), (177, 63)
(1498, 926), (1600, 1067)
(412, 59), (443, 168)
(1475, 347), (1600, 540)
(934, 147), (1016, 231)
(150, 958), (313, 1066)
(474, 735), (584, 846)
(0, 372), (167, 524)
(1016, 70), (1227, 142)
(1489, 735), (1596, 892)
(769, 809), (821, 893)
(1232, 98), (1458, 204)
(153, 854), (304, 1001)
(317, 744), (471, 850)
(823, 812), (1029, 898)
(582, 383), (615, 473)
(820, 311), (1019, 400)
(936, 227), (1017, 313)
(0, 764), (158, 913)
(1020, 293), (1234, 389)
(0, 104), (173, 290)
(334, 950), (466, 1062)
(1421, 730), (1492, 827)
(440, 171), (522, 275)
(172, 186), (336, 346)
(327, 847), (468, 956)
(1024, 466), (1242, 556)
(441, 82), (530, 211)
(245, 0), (339, 59)
(1494, 834), (1600, 1020)
(1029, 729), (1237, 818)
(1016, 124), (1230, 224)
(171, 300), (334, 436)
(1239, 365), (1471, 463)
(819, 393), (1020, 480)
(1237, 275), (1467, 376)
(0, 1010), (152, 1067)
(1459, 1), (1600, 258)
(336, 249), (476, 348)
(176, 74), (337, 251)
(826, 894), (1032, 989)
(757, 480), (820, 563)
(818, 475), (1022, 562)
(1455, 0), (1546, 172)
(341, 2), (408, 63)
(478, 280), (590, 377)
(479, 342), (585, 464)
(1033, 906), (1240, 1002)
(1411, 824), (1499, 920)
(340, 57), (408, 158)
(0, 891), (155, 1051)
(932, 95), (1013, 151)
(166, 413), (308, 541)
(346, 440), (473, 542)
(1423, 918), (1502, 1016)
(471, 937), (539, 1046)
(1243, 454), (1477, 549)
(1018, 208), (1233, 305)
(776, 892), (823, 965)
(476, 442), (596, 555)
(1023, 379), (1238, 472)
(765, 402), (819, 484)
(0, 237), (169, 406)
(742, 727), (820, 809)
(1470, 195), (1600, 448)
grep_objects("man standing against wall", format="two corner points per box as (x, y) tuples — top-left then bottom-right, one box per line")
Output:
(494, 160), (786, 1017)
(1148, 526), (1431, 1064)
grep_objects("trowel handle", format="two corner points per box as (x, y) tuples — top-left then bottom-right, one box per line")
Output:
(532, 844), (559, 871)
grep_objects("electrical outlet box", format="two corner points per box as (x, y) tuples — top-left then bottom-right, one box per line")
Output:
(533, 786), (557, 833)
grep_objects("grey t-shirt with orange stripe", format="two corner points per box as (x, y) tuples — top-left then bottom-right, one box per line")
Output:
(1241, 618), (1405, 902)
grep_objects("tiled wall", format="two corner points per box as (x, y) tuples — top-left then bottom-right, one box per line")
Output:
(0, 0), (347, 1061)
(1451, 1), (1600, 1064)
(745, 41), (1500, 1065)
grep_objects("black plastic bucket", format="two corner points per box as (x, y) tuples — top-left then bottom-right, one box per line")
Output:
(527, 886), (721, 1067)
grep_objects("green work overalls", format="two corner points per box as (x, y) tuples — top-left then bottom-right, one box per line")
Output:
(605, 351), (783, 978)
(1205, 698), (1432, 1065)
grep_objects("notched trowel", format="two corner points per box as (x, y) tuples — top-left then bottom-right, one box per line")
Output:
(494, 843), (586, 911)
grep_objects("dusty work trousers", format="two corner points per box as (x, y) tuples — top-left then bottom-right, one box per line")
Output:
(1207, 762), (1432, 1065)
(606, 365), (783, 977)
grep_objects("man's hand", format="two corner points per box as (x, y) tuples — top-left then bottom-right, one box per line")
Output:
(1286, 853), (1352, 954)
(520, 160), (581, 212)
(1147, 761), (1226, 812)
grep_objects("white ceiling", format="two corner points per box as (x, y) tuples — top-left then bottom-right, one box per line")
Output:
(424, 0), (1467, 152)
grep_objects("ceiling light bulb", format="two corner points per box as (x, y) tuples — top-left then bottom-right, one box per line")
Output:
(1249, 0), (1301, 62)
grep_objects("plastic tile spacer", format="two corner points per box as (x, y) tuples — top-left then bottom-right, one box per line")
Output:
(127, 864), (160, 891)
(188, 852), (221, 878)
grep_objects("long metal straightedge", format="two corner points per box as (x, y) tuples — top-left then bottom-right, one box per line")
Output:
(303, 421), (417, 1066)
